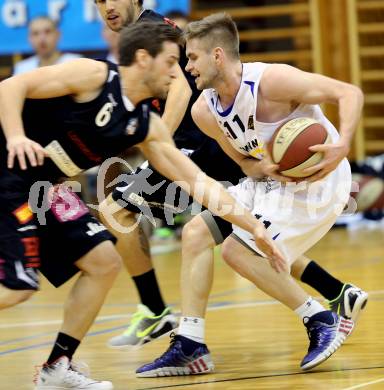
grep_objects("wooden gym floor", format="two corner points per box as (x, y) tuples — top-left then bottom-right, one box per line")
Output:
(1, 227), (383, 390)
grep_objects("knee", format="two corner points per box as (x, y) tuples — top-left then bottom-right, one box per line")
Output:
(221, 238), (238, 269)
(98, 195), (112, 226)
(0, 287), (35, 309)
(182, 216), (215, 252)
(99, 194), (135, 230)
(97, 250), (122, 279)
(79, 243), (122, 280)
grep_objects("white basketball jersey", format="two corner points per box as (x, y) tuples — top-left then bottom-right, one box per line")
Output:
(203, 62), (352, 263)
(203, 62), (340, 160)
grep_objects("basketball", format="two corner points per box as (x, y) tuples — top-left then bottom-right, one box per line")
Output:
(351, 174), (384, 211)
(268, 117), (330, 178)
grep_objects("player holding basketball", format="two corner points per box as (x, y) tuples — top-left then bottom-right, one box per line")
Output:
(136, 13), (365, 376)
(0, 22), (286, 389)
(96, 0), (368, 351)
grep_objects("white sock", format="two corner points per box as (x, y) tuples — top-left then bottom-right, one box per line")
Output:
(294, 297), (324, 320)
(178, 316), (205, 343)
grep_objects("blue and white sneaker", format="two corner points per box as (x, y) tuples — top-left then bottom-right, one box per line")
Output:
(301, 310), (354, 371)
(136, 334), (214, 377)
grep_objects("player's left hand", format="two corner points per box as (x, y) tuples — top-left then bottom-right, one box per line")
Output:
(252, 223), (289, 273)
(302, 141), (349, 182)
(7, 135), (48, 170)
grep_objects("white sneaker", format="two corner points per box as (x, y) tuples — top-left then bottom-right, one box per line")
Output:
(34, 356), (113, 389)
(107, 305), (178, 349)
(328, 283), (368, 322)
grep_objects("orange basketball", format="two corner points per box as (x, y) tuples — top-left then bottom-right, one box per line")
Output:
(268, 117), (330, 178)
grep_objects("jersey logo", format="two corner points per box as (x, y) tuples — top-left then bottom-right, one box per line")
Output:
(45, 140), (83, 177)
(86, 222), (107, 236)
(248, 115), (255, 130)
(126, 118), (138, 135)
(239, 137), (265, 159)
(151, 99), (161, 112)
(15, 260), (38, 288)
(13, 203), (33, 224)
(244, 80), (255, 97)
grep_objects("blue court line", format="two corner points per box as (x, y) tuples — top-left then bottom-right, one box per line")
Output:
(0, 312), (145, 347)
(0, 325), (127, 356)
(0, 331), (56, 347)
(0, 315), (133, 347)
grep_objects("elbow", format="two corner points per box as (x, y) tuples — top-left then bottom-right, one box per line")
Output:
(0, 77), (25, 97)
(339, 84), (364, 110)
(179, 73), (192, 99)
(347, 84), (364, 107)
(0, 79), (12, 103)
(0, 77), (11, 93)
(184, 81), (192, 100)
(354, 85), (364, 108)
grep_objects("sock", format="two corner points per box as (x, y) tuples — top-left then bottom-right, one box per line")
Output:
(295, 297), (325, 320)
(178, 316), (205, 344)
(47, 332), (80, 365)
(132, 269), (166, 315)
(300, 261), (344, 300)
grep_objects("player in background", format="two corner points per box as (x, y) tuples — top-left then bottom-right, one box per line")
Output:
(13, 16), (81, 75)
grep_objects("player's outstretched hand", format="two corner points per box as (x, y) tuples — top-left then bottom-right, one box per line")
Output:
(252, 223), (288, 273)
(302, 141), (349, 182)
(7, 135), (48, 170)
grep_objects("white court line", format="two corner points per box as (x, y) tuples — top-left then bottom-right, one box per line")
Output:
(2, 288), (383, 330)
(0, 314), (131, 329)
(0, 300), (278, 329)
(342, 377), (384, 390)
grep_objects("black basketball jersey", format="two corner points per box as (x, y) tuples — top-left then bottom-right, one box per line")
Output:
(0, 61), (150, 184)
(138, 10), (206, 149)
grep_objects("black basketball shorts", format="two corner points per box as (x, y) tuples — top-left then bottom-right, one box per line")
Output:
(0, 184), (115, 290)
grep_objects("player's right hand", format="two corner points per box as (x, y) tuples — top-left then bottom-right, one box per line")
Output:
(260, 154), (292, 182)
(252, 223), (288, 273)
(7, 135), (47, 170)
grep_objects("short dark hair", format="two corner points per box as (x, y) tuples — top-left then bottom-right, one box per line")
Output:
(119, 22), (182, 66)
(184, 12), (239, 59)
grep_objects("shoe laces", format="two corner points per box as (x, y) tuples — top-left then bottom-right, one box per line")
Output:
(153, 332), (181, 364)
(306, 323), (333, 350)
